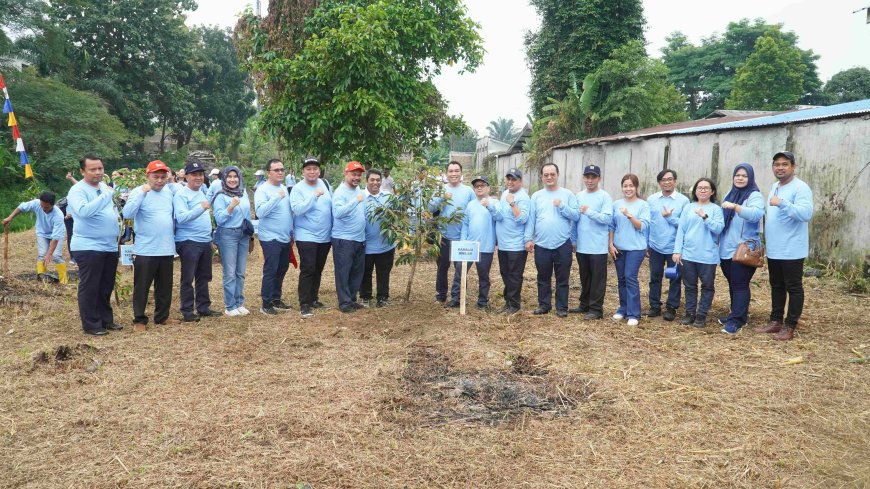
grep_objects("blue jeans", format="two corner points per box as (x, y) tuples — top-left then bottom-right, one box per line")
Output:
(36, 236), (65, 264)
(215, 226), (249, 310)
(332, 238), (365, 308)
(648, 248), (680, 311)
(720, 258), (757, 328)
(615, 249), (645, 320)
(681, 260), (716, 318)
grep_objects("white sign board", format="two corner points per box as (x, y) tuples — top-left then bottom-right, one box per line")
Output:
(120, 245), (134, 266)
(450, 240), (480, 263)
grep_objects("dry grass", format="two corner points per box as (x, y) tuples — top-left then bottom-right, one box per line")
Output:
(1, 228), (868, 488)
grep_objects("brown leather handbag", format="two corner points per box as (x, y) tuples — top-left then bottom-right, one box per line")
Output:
(732, 220), (764, 268)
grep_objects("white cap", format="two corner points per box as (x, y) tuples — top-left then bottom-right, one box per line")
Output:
(254, 169), (264, 176)
(210, 168), (220, 175)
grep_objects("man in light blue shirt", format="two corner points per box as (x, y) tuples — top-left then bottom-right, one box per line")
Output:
(756, 151), (814, 341)
(332, 161), (367, 313)
(290, 157), (333, 318)
(527, 163), (580, 317)
(255, 158), (295, 315)
(174, 159), (219, 322)
(461, 176), (503, 309)
(430, 161), (474, 306)
(646, 169), (690, 321)
(206, 168), (222, 200)
(122, 160), (177, 329)
(569, 165), (612, 319)
(3, 191), (67, 282)
(66, 154), (122, 336)
(361, 169), (397, 307)
(495, 168), (531, 314)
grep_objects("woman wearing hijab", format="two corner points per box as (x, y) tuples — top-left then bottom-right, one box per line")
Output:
(718, 163), (764, 335)
(212, 166), (254, 316)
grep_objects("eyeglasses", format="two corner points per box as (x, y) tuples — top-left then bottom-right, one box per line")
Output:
(473, 184), (488, 189)
(270, 168), (285, 173)
(659, 177), (675, 182)
(696, 186), (712, 191)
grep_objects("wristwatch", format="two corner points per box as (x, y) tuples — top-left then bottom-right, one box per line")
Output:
(509, 201), (517, 207)
(702, 214), (708, 220)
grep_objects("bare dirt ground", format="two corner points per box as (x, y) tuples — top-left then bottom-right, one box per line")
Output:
(1, 229), (868, 488)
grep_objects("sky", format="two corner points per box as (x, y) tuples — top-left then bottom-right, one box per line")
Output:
(188, 0), (870, 135)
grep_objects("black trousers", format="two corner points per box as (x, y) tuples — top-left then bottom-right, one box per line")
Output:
(71, 250), (118, 333)
(176, 240), (213, 316)
(361, 248), (396, 301)
(768, 258), (805, 328)
(498, 250), (527, 309)
(260, 240), (291, 307)
(132, 255), (174, 324)
(534, 240), (573, 312)
(435, 237), (457, 301)
(466, 252), (494, 306)
(575, 253), (608, 314)
(297, 240), (331, 306)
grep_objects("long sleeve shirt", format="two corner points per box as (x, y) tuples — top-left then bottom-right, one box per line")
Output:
(461, 197), (503, 253)
(429, 183), (474, 241)
(571, 189), (613, 255)
(213, 191), (253, 229)
(364, 191), (396, 254)
(122, 186), (176, 256)
(331, 183), (367, 242)
(254, 182), (293, 243)
(205, 179), (222, 201)
(719, 191), (764, 260)
(289, 180), (332, 243)
(495, 188), (531, 252)
(765, 177), (814, 260)
(17, 199), (65, 241)
(528, 187), (579, 250)
(67, 181), (120, 252)
(173, 185), (213, 243)
(674, 202), (725, 265)
(647, 191), (690, 254)
(610, 199), (651, 251)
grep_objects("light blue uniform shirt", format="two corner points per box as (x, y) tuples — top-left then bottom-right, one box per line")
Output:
(461, 197), (503, 253)
(122, 186), (176, 256)
(495, 188), (531, 252)
(67, 181), (120, 252)
(174, 185), (213, 243)
(254, 182), (292, 243)
(571, 189), (613, 255)
(719, 191), (764, 260)
(284, 174), (297, 187)
(290, 180), (332, 243)
(647, 191), (690, 254)
(205, 178), (222, 201)
(765, 177), (814, 260)
(674, 202), (725, 265)
(610, 199), (651, 251)
(332, 183), (367, 242)
(213, 190), (252, 229)
(364, 192), (396, 254)
(17, 199), (65, 241)
(429, 183), (474, 241)
(529, 187), (580, 249)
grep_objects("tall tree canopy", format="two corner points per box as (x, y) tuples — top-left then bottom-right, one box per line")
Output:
(726, 32), (806, 111)
(236, 0), (484, 167)
(823, 67), (870, 104)
(486, 117), (518, 143)
(663, 19), (823, 118)
(525, 0), (645, 117)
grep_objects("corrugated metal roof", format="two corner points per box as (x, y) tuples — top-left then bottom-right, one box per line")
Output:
(703, 109), (778, 119)
(670, 99), (870, 134)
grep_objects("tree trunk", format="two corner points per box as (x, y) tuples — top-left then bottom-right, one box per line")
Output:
(159, 117), (167, 153)
(404, 237), (424, 302)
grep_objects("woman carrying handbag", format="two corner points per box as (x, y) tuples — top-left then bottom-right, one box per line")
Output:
(718, 163), (765, 335)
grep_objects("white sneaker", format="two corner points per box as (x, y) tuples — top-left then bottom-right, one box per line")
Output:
(612, 313), (624, 321)
(224, 308), (240, 317)
(627, 318), (639, 327)
(237, 306), (250, 316)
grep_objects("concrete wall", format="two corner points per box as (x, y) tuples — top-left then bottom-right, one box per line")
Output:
(545, 115), (870, 264)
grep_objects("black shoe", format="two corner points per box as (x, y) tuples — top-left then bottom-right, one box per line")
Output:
(663, 308), (677, 322)
(646, 308), (662, 318)
(259, 306), (278, 315)
(104, 323), (124, 331)
(339, 305), (356, 313)
(533, 307), (550, 315)
(555, 310), (568, 318)
(197, 309), (222, 317)
(272, 300), (293, 311)
(376, 299), (389, 308)
(182, 314), (201, 322)
(435, 296), (446, 305)
(680, 314), (695, 325)
(583, 312), (603, 320)
(300, 305), (314, 318)
(351, 302), (365, 310)
(311, 300), (326, 309)
(693, 316), (707, 328)
(84, 328), (108, 336)
(568, 306), (587, 314)
(504, 306), (520, 315)
(446, 300), (460, 308)
(476, 303), (490, 311)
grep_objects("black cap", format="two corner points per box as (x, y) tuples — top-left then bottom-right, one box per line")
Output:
(505, 168), (523, 179)
(773, 151), (795, 164)
(184, 161), (205, 174)
(302, 156), (321, 168)
(583, 164), (601, 177)
(471, 175), (489, 186)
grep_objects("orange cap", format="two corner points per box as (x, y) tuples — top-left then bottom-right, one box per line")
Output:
(345, 161), (364, 172)
(146, 160), (170, 174)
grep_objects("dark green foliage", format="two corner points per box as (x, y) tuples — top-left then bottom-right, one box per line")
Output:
(823, 67), (870, 104)
(726, 32), (806, 111)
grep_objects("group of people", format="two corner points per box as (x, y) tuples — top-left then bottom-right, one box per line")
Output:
(11, 151), (812, 342)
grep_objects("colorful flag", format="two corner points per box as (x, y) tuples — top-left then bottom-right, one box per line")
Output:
(1, 72), (33, 179)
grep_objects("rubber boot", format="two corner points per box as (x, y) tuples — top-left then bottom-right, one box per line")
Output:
(36, 261), (47, 275)
(56, 263), (68, 284)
